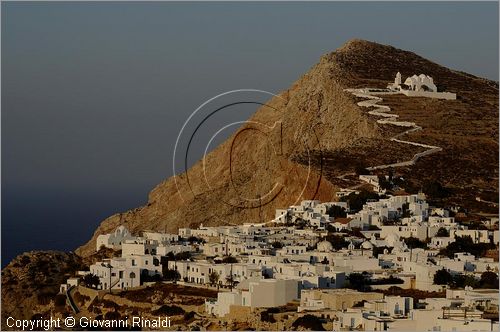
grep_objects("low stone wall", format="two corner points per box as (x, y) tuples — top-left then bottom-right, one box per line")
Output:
(98, 293), (204, 314)
(76, 285), (100, 299)
(402, 90), (456, 100)
(76, 285), (107, 309)
(225, 305), (252, 320)
(371, 283), (409, 290)
(101, 293), (154, 309)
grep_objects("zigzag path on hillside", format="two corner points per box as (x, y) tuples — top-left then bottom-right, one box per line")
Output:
(345, 88), (442, 170)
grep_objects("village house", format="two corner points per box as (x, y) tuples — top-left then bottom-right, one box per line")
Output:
(202, 241), (249, 257)
(156, 243), (194, 256)
(72, 192), (498, 329)
(436, 252), (497, 274)
(298, 289), (383, 312)
(451, 229), (491, 244)
(205, 278), (299, 317)
(430, 236), (455, 249)
(363, 295), (413, 317)
(168, 260), (261, 285)
(96, 225), (134, 251)
(142, 231), (179, 244)
(402, 261), (443, 292)
(89, 258), (141, 290)
(59, 277), (80, 294)
(387, 304), (498, 331)
(330, 217), (352, 231)
(274, 208), (291, 223)
(121, 238), (158, 256)
(276, 245), (307, 256)
(336, 188), (360, 198)
(428, 215), (456, 227)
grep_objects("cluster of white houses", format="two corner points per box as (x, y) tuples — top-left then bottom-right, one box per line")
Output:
(62, 192), (498, 330)
(321, 288), (498, 331)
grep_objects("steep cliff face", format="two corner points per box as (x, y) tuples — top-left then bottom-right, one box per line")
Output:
(76, 41), (382, 257)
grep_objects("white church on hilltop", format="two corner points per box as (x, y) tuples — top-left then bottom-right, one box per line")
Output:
(388, 72), (456, 100)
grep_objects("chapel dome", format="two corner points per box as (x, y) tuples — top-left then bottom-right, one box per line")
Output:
(317, 240), (334, 252)
(361, 241), (374, 250)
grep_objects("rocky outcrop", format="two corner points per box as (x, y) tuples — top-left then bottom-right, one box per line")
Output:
(1, 251), (84, 329)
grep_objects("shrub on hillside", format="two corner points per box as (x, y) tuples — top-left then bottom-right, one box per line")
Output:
(292, 314), (325, 331)
(54, 294), (67, 307)
(152, 305), (185, 316)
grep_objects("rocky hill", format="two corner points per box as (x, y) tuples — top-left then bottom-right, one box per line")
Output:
(75, 40), (385, 257)
(1, 251), (84, 329)
(75, 39), (498, 257)
(319, 40), (498, 210)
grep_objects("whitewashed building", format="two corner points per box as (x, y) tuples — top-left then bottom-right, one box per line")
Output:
(96, 226), (134, 251)
(205, 278), (299, 317)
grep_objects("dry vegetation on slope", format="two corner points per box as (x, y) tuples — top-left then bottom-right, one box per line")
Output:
(1, 251), (84, 330)
(315, 40), (498, 212)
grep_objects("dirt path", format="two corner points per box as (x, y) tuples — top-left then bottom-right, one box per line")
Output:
(66, 286), (79, 314)
(345, 88), (442, 170)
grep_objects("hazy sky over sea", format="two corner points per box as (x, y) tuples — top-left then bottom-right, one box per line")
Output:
(2, 2), (498, 265)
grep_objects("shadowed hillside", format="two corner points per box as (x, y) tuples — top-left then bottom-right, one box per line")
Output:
(76, 41), (382, 256)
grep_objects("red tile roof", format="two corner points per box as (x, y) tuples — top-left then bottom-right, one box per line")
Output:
(335, 217), (353, 225)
